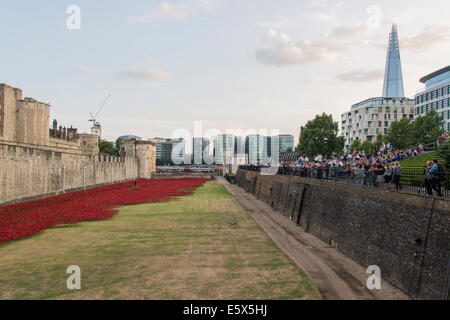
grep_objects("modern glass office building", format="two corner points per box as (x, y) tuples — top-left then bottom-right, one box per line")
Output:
(213, 134), (234, 165)
(245, 135), (274, 165)
(277, 135), (295, 153)
(244, 135), (293, 165)
(414, 66), (450, 131)
(245, 135), (264, 165)
(150, 137), (185, 164)
(193, 137), (210, 165)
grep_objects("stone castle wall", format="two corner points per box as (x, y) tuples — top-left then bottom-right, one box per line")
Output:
(236, 169), (450, 300)
(0, 141), (139, 205)
(0, 83), (156, 205)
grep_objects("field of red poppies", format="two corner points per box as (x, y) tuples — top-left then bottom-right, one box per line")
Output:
(0, 178), (210, 243)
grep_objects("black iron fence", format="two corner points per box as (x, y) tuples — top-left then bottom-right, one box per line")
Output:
(239, 165), (450, 198)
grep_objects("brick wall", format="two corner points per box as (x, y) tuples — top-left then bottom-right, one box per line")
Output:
(236, 169), (450, 300)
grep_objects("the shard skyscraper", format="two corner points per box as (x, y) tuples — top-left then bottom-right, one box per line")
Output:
(382, 24), (405, 97)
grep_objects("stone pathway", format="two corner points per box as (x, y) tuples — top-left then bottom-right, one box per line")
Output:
(216, 176), (409, 300)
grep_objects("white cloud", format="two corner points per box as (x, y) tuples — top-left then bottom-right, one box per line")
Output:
(304, 0), (344, 22)
(119, 68), (170, 82)
(265, 28), (278, 41)
(308, 12), (336, 22)
(255, 25), (373, 67)
(127, 0), (217, 24)
(159, 2), (187, 20)
(372, 24), (450, 52)
(309, 0), (344, 8)
(78, 55), (170, 83)
(401, 24), (450, 51)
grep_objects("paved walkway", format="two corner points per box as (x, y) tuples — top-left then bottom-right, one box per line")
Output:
(216, 177), (409, 300)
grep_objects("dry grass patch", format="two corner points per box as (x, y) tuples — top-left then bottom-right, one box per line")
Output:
(0, 181), (320, 300)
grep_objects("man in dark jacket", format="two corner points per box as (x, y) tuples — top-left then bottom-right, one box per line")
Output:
(431, 159), (443, 197)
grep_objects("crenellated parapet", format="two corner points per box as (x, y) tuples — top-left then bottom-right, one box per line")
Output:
(120, 139), (156, 178)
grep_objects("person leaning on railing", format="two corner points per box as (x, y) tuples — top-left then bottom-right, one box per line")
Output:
(384, 164), (393, 189)
(374, 161), (385, 188)
(423, 162), (434, 196)
(431, 159), (444, 197)
(392, 161), (402, 190)
(355, 164), (365, 185)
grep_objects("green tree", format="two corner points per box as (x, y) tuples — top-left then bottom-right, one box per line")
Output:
(99, 139), (117, 155)
(383, 110), (443, 150)
(115, 137), (124, 151)
(350, 139), (362, 151)
(375, 134), (385, 147)
(297, 113), (344, 158)
(410, 109), (444, 146)
(385, 118), (413, 150)
(157, 158), (173, 166)
(438, 141), (450, 169)
(360, 140), (376, 154)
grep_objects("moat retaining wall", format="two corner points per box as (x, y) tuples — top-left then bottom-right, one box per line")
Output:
(236, 169), (450, 300)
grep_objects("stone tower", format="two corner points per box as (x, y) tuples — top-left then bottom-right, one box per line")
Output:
(0, 83), (50, 145)
(135, 140), (156, 179)
(78, 133), (99, 155)
(16, 98), (50, 145)
(122, 139), (156, 179)
(0, 84), (22, 141)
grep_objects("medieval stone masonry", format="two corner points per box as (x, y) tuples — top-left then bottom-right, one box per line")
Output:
(0, 83), (156, 205)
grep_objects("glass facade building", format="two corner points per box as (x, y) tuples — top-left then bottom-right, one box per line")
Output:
(213, 134), (234, 165)
(244, 135), (293, 165)
(245, 135), (265, 165)
(277, 135), (295, 153)
(150, 137), (185, 164)
(193, 137), (210, 165)
(414, 66), (450, 131)
(382, 24), (405, 98)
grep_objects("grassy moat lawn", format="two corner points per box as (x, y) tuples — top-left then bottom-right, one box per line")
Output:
(0, 181), (320, 300)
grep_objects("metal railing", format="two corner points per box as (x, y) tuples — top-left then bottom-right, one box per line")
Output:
(239, 165), (450, 198)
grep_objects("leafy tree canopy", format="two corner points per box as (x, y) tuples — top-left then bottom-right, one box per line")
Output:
(384, 110), (444, 149)
(99, 139), (118, 155)
(438, 141), (450, 169)
(410, 109), (444, 146)
(115, 137), (124, 151)
(385, 118), (412, 150)
(296, 113), (344, 158)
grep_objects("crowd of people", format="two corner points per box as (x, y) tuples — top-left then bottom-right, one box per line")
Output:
(281, 142), (446, 196)
(243, 142), (447, 197)
(420, 160), (445, 197)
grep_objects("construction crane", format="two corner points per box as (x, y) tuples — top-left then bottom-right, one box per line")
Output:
(88, 94), (111, 138)
(89, 94), (111, 126)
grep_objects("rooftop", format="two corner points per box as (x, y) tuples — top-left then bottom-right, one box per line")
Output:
(349, 96), (414, 111)
(420, 65), (450, 83)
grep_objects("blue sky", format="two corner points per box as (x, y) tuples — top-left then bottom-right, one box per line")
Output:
(1, 0), (449, 144)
